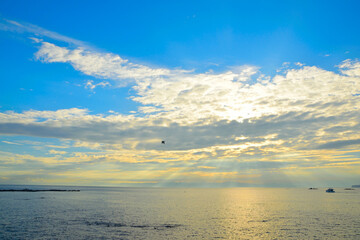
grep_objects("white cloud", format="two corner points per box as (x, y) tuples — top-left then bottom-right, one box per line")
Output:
(35, 42), (181, 85)
(1, 20), (360, 156)
(337, 59), (360, 77)
(2, 19), (360, 187)
(1, 48), (360, 153)
(2, 141), (22, 145)
(16, 25), (358, 125)
(133, 64), (360, 124)
(85, 80), (110, 91)
(28, 37), (42, 43)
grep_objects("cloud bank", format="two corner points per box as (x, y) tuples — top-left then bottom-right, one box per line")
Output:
(1, 20), (360, 186)
(1, 52), (359, 154)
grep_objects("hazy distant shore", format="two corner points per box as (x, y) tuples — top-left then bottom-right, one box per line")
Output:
(0, 189), (80, 192)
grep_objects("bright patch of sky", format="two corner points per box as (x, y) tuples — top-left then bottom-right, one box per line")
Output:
(0, 0), (360, 187)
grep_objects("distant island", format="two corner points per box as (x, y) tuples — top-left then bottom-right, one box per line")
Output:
(352, 185), (360, 188)
(0, 188), (80, 192)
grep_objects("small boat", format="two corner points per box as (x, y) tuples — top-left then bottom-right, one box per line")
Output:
(326, 188), (335, 193)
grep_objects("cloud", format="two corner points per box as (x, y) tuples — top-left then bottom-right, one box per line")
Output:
(84, 80), (110, 91)
(48, 149), (67, 155)
(317, 138), (360, 149)
(1, 30), (360, 154)
(0, 19), (87, 47)
(0, 53), (359, 153)
(0, 105), (358, 154)
(31, 40), (360, 127)
(337, 59), (360, 77)
(0, 108), (90, 123)
(133, 65), (360, 125)
(2, 141), (22, 145)
(6, 20), (359, 124)
(35, 42), (180, 86)
(1, 19), (189, 85)
(1, 142), (359, 186)
(1, 20), (360, 186)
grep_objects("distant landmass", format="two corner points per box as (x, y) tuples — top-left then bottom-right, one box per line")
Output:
(351, 185), (360, 188)
(0, 188), (80, 192)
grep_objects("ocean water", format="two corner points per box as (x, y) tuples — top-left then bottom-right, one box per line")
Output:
(0, 186), (359, 239)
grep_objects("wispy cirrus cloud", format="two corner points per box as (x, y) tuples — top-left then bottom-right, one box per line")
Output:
(317, 138), (360, 149)
(0, 19), (87, 47)
(2, 141), (22, 145)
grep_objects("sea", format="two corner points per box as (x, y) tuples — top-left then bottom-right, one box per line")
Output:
(0, 185), (359, 239)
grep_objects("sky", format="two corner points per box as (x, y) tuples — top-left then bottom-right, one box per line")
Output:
(0, 0), (360, 187)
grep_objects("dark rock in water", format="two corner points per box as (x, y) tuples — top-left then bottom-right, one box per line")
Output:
(160, 224), (182, 228)
(133, 225), (147, 228)
(87, 221), (126, 227)
(0, 188), (80, 192)
(85, 221), (182, 230)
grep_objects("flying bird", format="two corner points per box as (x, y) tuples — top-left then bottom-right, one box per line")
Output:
(161, 140), (165, 144)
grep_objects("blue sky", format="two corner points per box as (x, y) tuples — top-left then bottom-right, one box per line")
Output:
(0, 0), (360, 187)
